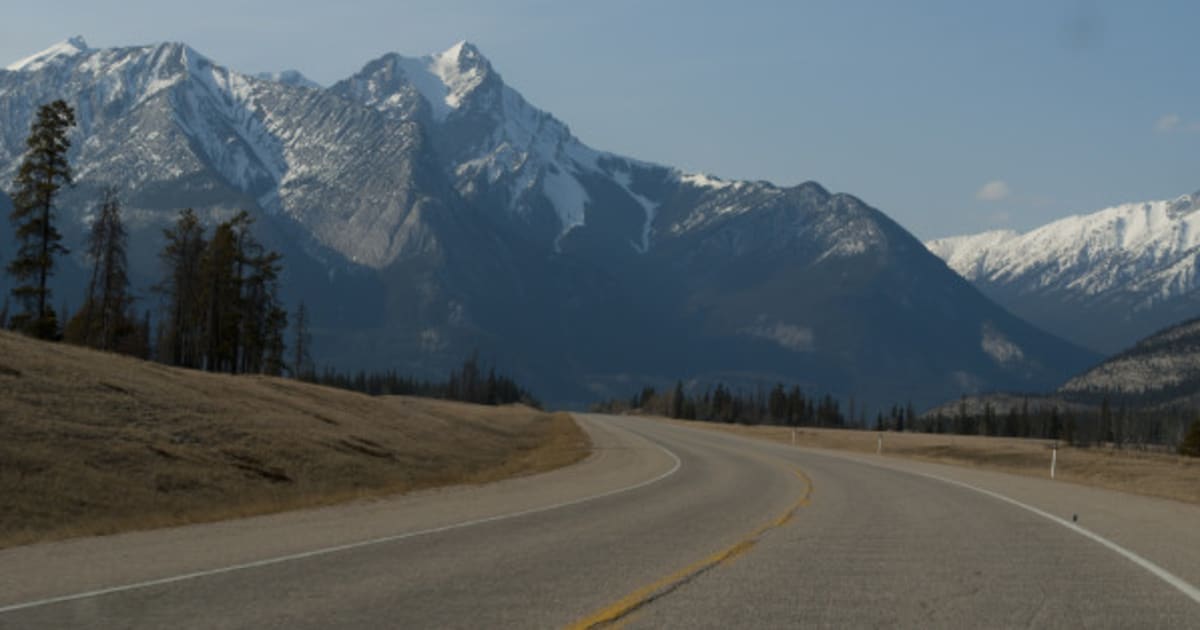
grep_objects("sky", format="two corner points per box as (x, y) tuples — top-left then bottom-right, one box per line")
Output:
(2, 0), (1198, 239)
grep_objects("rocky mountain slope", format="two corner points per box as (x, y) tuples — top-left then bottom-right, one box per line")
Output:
(927, 192), (1200, 354)
(0, 37), (1097, 407)
(1060, 317), (1200, 406)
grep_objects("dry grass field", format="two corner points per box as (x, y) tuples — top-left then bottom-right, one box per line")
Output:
(669, 419), (1200, 505)
(0, 330), (589, 549)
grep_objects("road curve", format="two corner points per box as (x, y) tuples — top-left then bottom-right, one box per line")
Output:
(0, 414), (1197, 628)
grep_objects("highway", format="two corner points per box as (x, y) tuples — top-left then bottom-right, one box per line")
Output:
(1, 414), (1197, 628)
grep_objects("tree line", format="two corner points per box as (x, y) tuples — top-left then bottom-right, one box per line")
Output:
(593, 381), (850, 428)
(924, 397), (1198, 454)
(597, 380), (1200, 457)
(307, 353), (540, 408)
(1, 100), (289, 376)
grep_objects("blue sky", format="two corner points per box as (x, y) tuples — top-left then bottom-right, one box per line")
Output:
(2, 0), (1197, 238)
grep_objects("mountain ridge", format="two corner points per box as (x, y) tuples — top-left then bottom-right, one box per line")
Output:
(0, 37), (1098, 407)
(927, 191), (1200, 354)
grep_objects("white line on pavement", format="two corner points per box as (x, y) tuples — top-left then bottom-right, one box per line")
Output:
(0, 420), (683, 615)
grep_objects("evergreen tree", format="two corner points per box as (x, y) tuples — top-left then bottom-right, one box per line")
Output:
(157, 209), (207, 367)
(1180, 418), (1200, 457)
(200, 218), (242, 372)
(669, 381), (685, 418)
(7, 100), (75, 338)
(291, 301), (313, 379)
(67, 188), (133, 350)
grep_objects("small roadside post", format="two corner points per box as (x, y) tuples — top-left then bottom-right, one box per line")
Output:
(1051, 442), (1058, 480)
(877, 434), (883, 455)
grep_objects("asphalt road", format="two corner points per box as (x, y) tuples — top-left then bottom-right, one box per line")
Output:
(1, 414), (1197, 628)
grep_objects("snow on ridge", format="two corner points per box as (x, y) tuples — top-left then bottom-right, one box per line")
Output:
(387, 41), (488, 122)
(679, 172), (732, 190)
(927, 192), (1200, 296)
(255, 70), (321, 90)
(925, 229), (1019, 280)
(6, 36), (90, 72)
(430, 41), (485, 110)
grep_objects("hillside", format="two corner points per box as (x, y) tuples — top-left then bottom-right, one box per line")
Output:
(1060, 316), (1200, 407)
(0, 331), (587, 549)
(0, 38), (1096, 407)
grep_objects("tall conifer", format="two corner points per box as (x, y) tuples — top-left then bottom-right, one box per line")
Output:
(7, 100), (75, 338)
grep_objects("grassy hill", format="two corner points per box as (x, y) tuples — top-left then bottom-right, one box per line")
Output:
(0, 331), (588, 549)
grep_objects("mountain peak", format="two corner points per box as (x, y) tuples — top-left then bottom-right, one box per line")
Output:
(256, 69), (322, 90)
(6, 36), (90, 72)
(439, 40), (482, 62)
(346, 41), (494, 122)
(427, 40), (490, 112)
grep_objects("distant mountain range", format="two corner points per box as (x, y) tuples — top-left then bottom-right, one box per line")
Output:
(0, 37), (1097, 407)
(927, 192), (1200, 355)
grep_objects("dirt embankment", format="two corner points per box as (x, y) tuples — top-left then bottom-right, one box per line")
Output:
(0, 331), (589, 549)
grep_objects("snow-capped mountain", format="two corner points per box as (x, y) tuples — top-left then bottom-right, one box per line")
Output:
(0, 37), (1097, 407)
(927, 193), (1200, 354)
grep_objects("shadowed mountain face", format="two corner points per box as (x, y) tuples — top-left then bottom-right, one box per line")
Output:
(0, 38), (1097, 408)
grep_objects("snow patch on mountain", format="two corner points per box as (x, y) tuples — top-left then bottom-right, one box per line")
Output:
(544, 165), (590, 251)
(680, 172), (732, 190)
(6, 36), (89, 72)
(613, 169), (659, 252)
(389, 41), (487, 122)
(981, 323), (1025, 365)
(740, 318), (815, 352)
(255, 70), (321, 90)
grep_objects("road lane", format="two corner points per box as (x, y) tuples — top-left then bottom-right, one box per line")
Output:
(0, 414), (805, 628)
(1, 414), (1197, 629)
(619, 420), (1200, 628)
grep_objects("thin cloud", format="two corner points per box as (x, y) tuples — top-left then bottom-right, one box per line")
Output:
(1155, 114), (1181, 133)
(1155, 113), (1200, 134)
(976, 180), (1011, 202)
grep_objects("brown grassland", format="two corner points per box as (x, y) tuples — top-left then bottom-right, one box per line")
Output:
(0, 330), (589, 549)
(668, 418), (1200, 505)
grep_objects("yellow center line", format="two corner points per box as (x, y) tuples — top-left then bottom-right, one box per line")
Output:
(563, 467), (814, 630)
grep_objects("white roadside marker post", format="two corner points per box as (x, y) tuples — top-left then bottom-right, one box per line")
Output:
(877, 435), (883, 455)
(791, 429), (796, 446)
(1051, 445), (1057, 480)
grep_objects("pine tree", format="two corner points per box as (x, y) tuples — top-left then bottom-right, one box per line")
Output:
(291, 301), (312, 379)
(7, 100), (75, 338)
(68, 188), (133, 350)
(1179, 418), (1200, 457)
(669, 381), (685, 418)
(200, 219), (241, 372)
(157, 209), (208, 367)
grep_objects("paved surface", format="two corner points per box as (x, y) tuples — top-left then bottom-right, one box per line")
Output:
(1, 414), (1197, 628)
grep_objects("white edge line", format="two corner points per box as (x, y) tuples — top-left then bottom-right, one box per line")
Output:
(664, 421), (1200, 607)
(914, 471), (1200, 607)
(0, 420), (683, 615)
